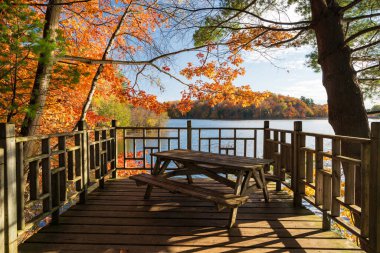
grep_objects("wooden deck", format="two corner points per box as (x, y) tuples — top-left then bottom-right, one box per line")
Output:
(19, 179), (364, 253)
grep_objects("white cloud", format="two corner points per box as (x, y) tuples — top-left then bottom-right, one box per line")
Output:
(245, 46), (313, 71)
(277, 79), (327, 104)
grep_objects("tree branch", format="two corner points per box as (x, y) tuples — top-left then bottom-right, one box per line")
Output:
(14, 0), (92, 6)
(61, 43), (223, 65)
(352, 56), (380, 61)
(357, 63), (380, 73)
(351, 39), (380, 52)
(345, 25), (380, 44)
(339, 0), (363, 13)
(266, 29), (307, 48)
(344, 12), (380, 22)
(172, 6), (311, 26)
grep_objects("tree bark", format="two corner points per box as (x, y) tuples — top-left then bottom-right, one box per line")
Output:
(20, 0), (63, 137)
(311, 0), (370, 244)
(78, 4), (131, 122)
(311, 0), (370, 139)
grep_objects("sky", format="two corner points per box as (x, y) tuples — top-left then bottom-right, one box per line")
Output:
(135, 4), (379, 109)
(140, 45), (378, 109)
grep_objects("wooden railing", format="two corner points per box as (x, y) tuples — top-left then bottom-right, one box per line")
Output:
(117, 120), (262, 171)
(264, 121), (380, 252)
(0, 120), (379, 253)
(0, 121), (117, 253)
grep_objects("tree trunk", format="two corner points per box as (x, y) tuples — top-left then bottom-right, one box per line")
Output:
(311, 0), (370, 246)
(78, 5), (131, 122)
(20, 0), (63, 137)
(311, 0), (370, 139)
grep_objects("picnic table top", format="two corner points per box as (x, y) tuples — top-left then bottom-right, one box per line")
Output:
(152, 149), (273, 171)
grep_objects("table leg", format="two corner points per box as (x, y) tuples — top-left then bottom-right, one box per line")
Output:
(186, 175), (193, 184)
(258, 167), (270, 202)
(144, 158), (162, 199)
(174, 161), (193, 184)
(228, 171), (245, 228)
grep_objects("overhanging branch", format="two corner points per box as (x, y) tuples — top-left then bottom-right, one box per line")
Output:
(339, 0), (363, 13)
(13, 0), (92, 6)
(345, 25), (380, 44)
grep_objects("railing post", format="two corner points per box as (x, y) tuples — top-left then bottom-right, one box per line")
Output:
(263, 121), (270, 159)
(0, 123), (18, 253)
(293, 121), (303, 207)
(111, 120), (117, 179)
(0, 147), (5, 253)
(15, 142), (24, 231)
(187, 120), (192, 150)
(369, 122), (380, 253)
(77, 121), (88, 204)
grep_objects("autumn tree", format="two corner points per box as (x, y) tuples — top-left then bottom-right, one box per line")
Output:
(0, 1), (43, 123)
(20, 0), (64, 137)
(2, 0), (181, 135)
(164, 0), (379, 140)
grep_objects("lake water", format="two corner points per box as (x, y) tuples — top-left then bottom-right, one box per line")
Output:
(121, 118), (379, 168)
(168, 118), (335, 134)
(168, 118), (380, 132)
(166, 118), (379, 158)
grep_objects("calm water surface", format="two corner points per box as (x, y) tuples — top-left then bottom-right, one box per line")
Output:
(168, 118), (379, 132)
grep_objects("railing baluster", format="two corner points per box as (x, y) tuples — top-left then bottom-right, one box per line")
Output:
(187, 120), (192, 150)
(58, 136), (67, 201)
(293, 121), (303, 207)
(315, 137), (324, 207)
(0, 148), (5, 253)
(41, 138), (52, 213)
(331, 138), (341, 217)
(345, 163), (356, 205)
(370, 122), (380, 253)
(360, 142), (370, 238)
(280, 132), (286, 182)
(218, 128), (221, 154)
(16, 142), (25, 230)
(123, 129), (126, 169)
(322, 172), (332, 230)
(233, 129), (236, 156)
(0, 123), (18, 253)
(254, 129), (257, 158)
(74, 133), (82, 192)
(112, 120), (117, 176)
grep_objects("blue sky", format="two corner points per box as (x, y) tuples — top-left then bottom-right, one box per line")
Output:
(139, 45), (378, 109)
(134, 4), (379, 109)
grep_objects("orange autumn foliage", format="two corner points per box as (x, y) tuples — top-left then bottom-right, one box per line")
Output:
(1, 0), (168, 134)
(179, 51), (270, 113)
(177, 26), (295, 114)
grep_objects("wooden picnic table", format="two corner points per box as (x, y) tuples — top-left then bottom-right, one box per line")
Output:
(130, 149), (274, 228)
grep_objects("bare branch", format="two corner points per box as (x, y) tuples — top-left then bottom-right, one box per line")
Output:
(352, 39), (380, 52)
(149, 63), (190, 87)
(352, 56), (380, 61)
(357, 63), (380, 73)
(345, 25), (380, 44)
(344, 12), (380, 22)
(172, 6), (311, 26)
(14, 0), (92, 6)
(340, 0), (363, 13)
(266, 29), (307, 48)
(61, 44), (224, 65)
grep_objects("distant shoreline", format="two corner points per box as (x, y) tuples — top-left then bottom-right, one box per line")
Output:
(169, 117), (329, 120)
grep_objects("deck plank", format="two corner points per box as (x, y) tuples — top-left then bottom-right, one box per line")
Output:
(19, 179), (364, 253)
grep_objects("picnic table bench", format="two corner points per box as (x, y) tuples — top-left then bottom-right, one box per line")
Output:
(130, 149), (274, 228)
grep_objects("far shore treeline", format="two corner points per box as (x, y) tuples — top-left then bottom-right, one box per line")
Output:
(167, 93), (328, 119)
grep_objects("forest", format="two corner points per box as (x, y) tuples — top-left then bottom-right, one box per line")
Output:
(167, 94), (328, 119)
(1, 0), (377, 138)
